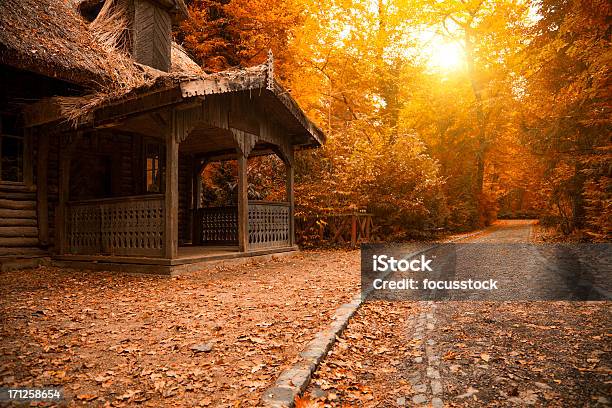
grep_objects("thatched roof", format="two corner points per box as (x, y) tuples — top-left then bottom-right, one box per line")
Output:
(0, 0), (116, 86)
(0, 0), (193, 87)
(4, 0), (325, 146)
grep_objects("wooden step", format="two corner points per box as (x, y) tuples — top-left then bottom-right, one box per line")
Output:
(0, 218), (37, 227)
(0, 199), (36, 210)
(0, 209), (36, 219)
(0, 237), (39, 247)
(0, 226), (38, 238)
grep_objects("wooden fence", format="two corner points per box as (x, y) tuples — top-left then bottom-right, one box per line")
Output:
(194, 201), (290, 249)
(67, 195), (164, 256)
(295, 213), (380, 248)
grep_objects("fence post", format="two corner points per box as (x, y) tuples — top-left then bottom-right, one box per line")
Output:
(351, 214), (357, 248)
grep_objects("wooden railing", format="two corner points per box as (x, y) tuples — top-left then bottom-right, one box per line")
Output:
(195, 201), (291, 249)
(67, 195), (164, 256)
(248, 201), (290, 249)
(194, 206), (239, 245)
(296, 213), (379, 248)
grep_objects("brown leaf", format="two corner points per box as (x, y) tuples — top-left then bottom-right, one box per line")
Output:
(76, 394), (97, 401)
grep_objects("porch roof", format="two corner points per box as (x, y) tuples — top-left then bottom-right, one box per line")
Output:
(25, 55), (326, 148)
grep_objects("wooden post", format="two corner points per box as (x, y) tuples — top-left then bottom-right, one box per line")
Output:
(23, 128), (34, 189)
(36, 132), (49, 247)
(237, 151), (249, 252)
(286, 161), (295, 247)
(191, 156), (203, 245)
(56, 136), (72, 255)
(164, 113), (179, 259)
(350, 214), (357, 248)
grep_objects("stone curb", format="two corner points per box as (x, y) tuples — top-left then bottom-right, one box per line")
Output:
(261, 246), (436, 408)
(261, 230), (487, 407)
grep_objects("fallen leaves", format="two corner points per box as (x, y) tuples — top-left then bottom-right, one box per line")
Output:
(457, 386), (479, 399)
(76, 393), (97, 401)
(434, 302), (610, 407)
(190, 343), (213, 353)
(304, 301), (419, 406)
(0, 251), (361, 407)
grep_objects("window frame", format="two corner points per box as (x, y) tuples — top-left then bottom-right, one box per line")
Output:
(0, 114), (26, 185)
(143, 138), (165, 194)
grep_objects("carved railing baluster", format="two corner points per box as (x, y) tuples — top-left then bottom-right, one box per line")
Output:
(247, 201), (290, 249)
(197, 206), (239, 245)
(195, 202), (290, 249)
(67, 195), (164, 257)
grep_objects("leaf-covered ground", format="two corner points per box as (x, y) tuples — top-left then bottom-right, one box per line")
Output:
(302, 221), (611, 407)
(303, 301), (610, 407)
(433, 301), (611, 407)
(0, 250), (360, 407)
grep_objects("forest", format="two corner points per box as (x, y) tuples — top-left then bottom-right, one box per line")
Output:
(176, 0), (610, 241)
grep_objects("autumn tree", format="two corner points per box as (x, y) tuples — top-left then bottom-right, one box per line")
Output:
(176, 0), (609, 239)
(178, 0), (303, 77)
(287, 0), (446, 234)
(403, 1), (532, 225)
(521, 0), (611, 239)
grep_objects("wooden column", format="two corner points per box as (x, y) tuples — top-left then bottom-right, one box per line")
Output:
(191, 156), (203, 245)
(23, 129), (34, 189)
(56, 137), (72, 255)
(36, 132), (49, 247)
(350, 214), (357, 248)
(237, 151), (249, 252)
(286, 161), (295, 247)
(164, 115), (179, 259)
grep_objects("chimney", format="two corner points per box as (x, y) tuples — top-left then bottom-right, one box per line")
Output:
(95, 0), (188, 72)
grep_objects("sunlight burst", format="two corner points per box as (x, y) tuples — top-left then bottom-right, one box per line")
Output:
(426, 40), (465, 72)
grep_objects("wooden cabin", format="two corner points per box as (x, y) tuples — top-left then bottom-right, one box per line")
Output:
(0, 0), (325, 274)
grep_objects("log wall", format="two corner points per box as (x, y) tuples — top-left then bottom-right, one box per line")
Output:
(0, 183), (44, 257)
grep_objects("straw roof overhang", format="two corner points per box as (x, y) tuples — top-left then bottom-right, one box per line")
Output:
(6, 0), (325, 147)
(0, 0), (114, 87)
(26, 57), (325, 148)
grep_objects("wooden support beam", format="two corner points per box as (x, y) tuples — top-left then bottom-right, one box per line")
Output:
(237, 151), (249, 252)
(191, 155), (203, 245)
(56, 135), (74, 255)
(164, 112), (179, 259)
(36, 132), (49, 247)
(23, 129), (34, 189)
(350, 215), (357, 248)
(286, 160), (295, 247)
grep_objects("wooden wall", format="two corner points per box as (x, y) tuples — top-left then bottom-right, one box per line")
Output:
(69, 132), (136, 201)
(0, 184), (42, 257)
(1, 128), (199, 260)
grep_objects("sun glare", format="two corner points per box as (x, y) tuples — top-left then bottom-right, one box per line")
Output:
(427, 40), (465, 72)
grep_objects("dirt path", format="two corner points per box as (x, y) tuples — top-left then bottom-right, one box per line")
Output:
(304, 220), (611, 407)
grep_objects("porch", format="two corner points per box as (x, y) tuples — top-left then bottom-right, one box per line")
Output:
(55, 194), (297, 274)
(38, 57), (324, 274)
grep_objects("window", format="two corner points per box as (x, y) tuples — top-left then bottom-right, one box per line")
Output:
(144, 142), (164, 193)
(0, 114), (24, 182)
